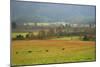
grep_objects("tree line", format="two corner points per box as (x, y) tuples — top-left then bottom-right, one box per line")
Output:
(12, 30), (95, 41)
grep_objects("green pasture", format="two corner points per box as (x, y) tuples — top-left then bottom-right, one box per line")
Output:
(50, 36), (81, 40)
(11, 40), (96, 66)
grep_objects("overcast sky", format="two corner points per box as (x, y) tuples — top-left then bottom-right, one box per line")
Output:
(11, 0), (96, 24)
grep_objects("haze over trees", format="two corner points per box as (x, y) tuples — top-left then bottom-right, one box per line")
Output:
(11, 1), (96, 41)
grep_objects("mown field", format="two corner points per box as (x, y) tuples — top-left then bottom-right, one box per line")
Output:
(11, 40), (96, 66)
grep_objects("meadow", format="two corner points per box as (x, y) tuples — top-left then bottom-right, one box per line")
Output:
(11, 1), (96, 66)
(11, 40), (96, 66)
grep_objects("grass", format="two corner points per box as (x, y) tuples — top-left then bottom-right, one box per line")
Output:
(50, 36), (81, 40)
(11, 40), (96, 66)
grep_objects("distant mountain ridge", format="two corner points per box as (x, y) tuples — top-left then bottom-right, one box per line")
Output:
(11, 0), (96, 24)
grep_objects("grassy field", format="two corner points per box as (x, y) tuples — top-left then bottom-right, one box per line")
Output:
(11, 40), (96, 66)
(50, 36), (81, 40)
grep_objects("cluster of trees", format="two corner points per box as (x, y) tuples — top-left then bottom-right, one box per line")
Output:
(13, 31), (95, 41)
(13, 29), (68, 40)
(82, 34), (96, 41)
(13, 31), (54, 40)
(12, 22), (17, 29)
(12, 23), (95, 41)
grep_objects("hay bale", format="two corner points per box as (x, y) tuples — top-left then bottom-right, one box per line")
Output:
(16, 51), (18, 54)
(28, 51), (32, 53)
(62, 48), (65, 50)
(45, 50), (48, 52)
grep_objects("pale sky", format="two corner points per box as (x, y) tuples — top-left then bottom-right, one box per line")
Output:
(11, 0), (96, 24)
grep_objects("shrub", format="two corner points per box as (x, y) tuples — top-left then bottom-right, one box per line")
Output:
(16, 35), (24, 40)
(82, 35), (89, 41)
(25, 32), (35, 40)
